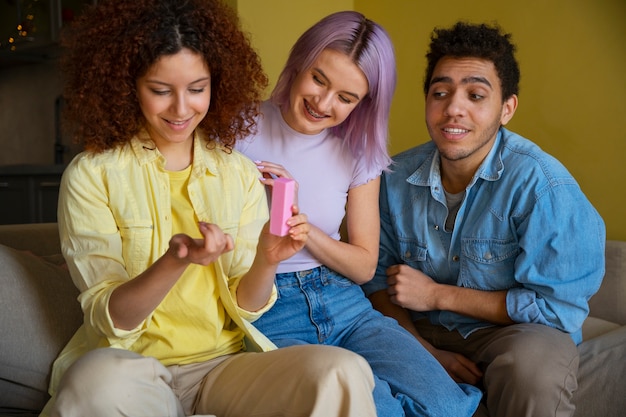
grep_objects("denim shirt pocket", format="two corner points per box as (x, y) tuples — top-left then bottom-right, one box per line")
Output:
(398, 239), (435, 275)
(460, 238), (519, 290)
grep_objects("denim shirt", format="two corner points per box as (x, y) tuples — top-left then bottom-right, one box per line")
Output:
(363, 128), (605, 344)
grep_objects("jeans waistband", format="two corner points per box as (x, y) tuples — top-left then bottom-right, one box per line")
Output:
(276, 265), (332, 284)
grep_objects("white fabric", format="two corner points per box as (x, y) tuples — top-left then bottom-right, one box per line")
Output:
(236, 101), (380, 273)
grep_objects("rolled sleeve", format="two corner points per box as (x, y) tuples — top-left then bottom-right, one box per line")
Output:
(234, 283), (278, 322)
(507, 183), (605, 341)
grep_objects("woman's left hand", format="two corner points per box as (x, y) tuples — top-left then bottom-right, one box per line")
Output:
(258, 204), (309, 265)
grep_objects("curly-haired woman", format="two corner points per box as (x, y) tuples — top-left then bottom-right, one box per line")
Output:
(43, 1), (377, 416)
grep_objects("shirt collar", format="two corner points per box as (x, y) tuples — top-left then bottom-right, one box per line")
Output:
(129, 128), (223, 177)
(407, 128), (506, 188)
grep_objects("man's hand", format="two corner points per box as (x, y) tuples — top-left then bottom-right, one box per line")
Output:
(386, 264), (440, 311)
(386, 263), (513, 325)
(430, 347), (483, 385)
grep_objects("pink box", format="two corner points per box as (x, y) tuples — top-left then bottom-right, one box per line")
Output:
(269, 178), (296, 236)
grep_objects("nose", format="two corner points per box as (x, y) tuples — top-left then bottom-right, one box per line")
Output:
(443, 92), (466, 117)
(314, 92), (333, 114)
(171, 92), (188, 117)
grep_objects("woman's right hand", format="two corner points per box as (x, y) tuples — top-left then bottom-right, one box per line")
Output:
(167, 222), (234, 266)
(255, 159), (299, 189)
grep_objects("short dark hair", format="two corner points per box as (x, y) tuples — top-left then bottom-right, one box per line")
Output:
(423, 21), (520, 101)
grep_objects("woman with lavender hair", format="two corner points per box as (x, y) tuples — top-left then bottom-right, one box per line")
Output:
(236, 10), (482, 417)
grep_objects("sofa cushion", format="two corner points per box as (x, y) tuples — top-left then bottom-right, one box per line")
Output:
(581, 316), (621, 341)
(588, 240), (626, 325)
(0, 244), (82, 411)
(574, 326), (626, 417)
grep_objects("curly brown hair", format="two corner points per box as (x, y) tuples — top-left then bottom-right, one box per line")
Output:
(60, 0), (268, 152)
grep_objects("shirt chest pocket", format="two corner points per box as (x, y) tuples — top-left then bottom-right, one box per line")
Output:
(460, 239), (519, 290)
(119, 220), (154, 278)
(398, 239), (436, 276)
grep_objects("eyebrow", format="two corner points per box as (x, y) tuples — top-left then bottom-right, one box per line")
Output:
(145, 76), (211, 86)
(430, 75), (492, 89)
(313, 67), (362, 100)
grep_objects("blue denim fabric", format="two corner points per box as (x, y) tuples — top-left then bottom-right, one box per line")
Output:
(362, 128), (606, 345)
(253, 265), (482, 417)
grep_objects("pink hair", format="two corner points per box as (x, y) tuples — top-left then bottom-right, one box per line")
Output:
(271, 11), (396, 172)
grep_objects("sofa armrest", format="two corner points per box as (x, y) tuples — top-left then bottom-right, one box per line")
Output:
(0, 223), (61, 256)
(588, 240), (626, 325)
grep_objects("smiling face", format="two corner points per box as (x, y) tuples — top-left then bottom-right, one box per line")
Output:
(136, 48), (211, 150)
(425, 56), (517, 171)
(282, 48), (369, 135)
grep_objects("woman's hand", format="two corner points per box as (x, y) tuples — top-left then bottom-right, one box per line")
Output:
(257, 204), (309, 266)
(253, 160), (308, 263)
(254, 160), (294, 181)
(254, 160), (300, 204)
(236, 204), (309, 312)
(167, 222), (234, 266)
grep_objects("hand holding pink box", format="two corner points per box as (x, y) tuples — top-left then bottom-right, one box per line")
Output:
(269, 178), (296, 236)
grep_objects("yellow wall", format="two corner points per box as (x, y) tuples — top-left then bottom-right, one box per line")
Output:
(236, 0), (353, 91)
(236, 0), (626, 241)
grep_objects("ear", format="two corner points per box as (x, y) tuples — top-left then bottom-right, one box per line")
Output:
(500, 94), (518, 126)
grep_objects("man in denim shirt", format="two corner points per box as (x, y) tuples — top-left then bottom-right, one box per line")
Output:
(362, 22), (605, 417)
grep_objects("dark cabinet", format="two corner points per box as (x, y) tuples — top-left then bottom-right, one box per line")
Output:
(0, 165), (65, 224)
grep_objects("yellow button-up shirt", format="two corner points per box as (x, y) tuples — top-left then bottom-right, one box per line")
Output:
(48, 130), (276, 399)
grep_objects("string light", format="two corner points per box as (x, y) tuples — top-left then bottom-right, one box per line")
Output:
(1, 1), (42, 52)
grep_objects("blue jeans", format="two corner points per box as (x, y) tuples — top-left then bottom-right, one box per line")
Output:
(253, 266), (482, 417)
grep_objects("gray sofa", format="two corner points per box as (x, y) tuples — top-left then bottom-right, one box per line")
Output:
(1, 222), (625, 416)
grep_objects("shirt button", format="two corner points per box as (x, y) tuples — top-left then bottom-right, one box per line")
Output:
(452, 255), (460, 262)
(404, 251), (411, 258)
(434, 225), (440, 230)
(484, 252), (493, 260)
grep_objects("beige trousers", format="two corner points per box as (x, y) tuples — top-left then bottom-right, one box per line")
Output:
(49, 345), (376, 417)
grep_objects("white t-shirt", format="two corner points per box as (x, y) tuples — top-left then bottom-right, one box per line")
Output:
(236, 100), (381, 273)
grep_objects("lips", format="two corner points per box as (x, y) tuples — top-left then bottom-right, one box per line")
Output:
(443, 127), (469, 134)
(164, 117), (192, 130)
(303, 100), (327, 119)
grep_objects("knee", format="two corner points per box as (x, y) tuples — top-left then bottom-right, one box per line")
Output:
(55, 348), (169, 406)
(485, 325), (579, 393)
(295, 345), (375, 391)
(59, 348), (146, 390)
(52, 348), (180, 417)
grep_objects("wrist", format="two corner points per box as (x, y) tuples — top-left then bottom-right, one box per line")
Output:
(431, 282), (451, 311)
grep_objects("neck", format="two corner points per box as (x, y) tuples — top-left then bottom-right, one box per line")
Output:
(440, 159), (476, 194)
(159, 138), (194, 172)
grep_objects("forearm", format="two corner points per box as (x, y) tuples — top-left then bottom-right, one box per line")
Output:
(369, 290), (439, 354)
(236, 255), (279, 312)
(435, 285), (513, 325)
(109, 250), (188, 330)
(369, 290), (420, 335)
(305, 224), (377, 284)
